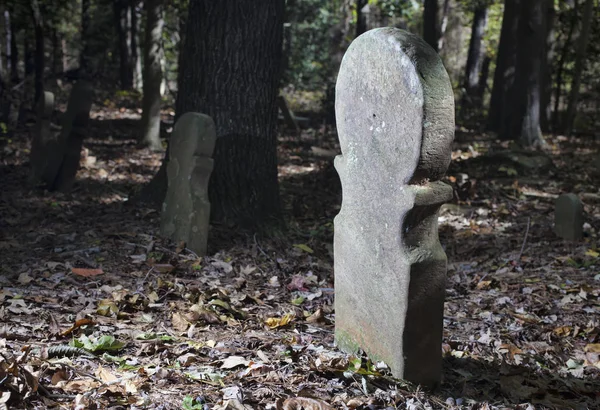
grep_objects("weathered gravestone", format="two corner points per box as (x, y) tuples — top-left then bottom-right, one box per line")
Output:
(555, 193), (583, 241)
(29, 81), (93, 191)
(30, 91), (55, 183)
(160, 112), (216, 256)
(334, 28), (454, 389)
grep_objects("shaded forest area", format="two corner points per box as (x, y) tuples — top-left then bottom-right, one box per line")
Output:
(1, 0), (600, 409)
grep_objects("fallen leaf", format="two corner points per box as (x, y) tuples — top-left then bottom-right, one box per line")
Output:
(72, 268), (104, 277)
(221, 355), (250, 369)
(293, 244), (314, 254)
(265, 314), (294, 329)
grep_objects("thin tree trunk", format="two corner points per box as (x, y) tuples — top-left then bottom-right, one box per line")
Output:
(438, 0), (451, 52)
(552, 1), (577, 133)
(478, 54), (491, 101)
(423, 0), (439, 52)
(80, 0), (91, 74)
(140, 0), (164, 150)
(539, 0), (555, 132)
(114, 0), (134, 89)
(503, 0), (545, 146)
(463, 4), (488, 105)
(487, 0), (520, 132)
(131, 0), (143, 90)
(564, 0), (593, 136)
(30, 0), (45, 103)
(356, 0), (368, 37)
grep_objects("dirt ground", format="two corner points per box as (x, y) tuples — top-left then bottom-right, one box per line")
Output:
(1, 100), (599, 409)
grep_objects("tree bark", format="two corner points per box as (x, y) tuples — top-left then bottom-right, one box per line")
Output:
(172, 0), (284, 229)
(463, 3), (488, 106)
(563, 0), (593, 136)
(502, 0), (545, 146)
(131, 0), (143, 90)
(423, 0), (439, 52)
(80, 0), (91, 75)
(356, 0), (368, 37)
(487, 0), (520, 132)
(30, 0), (45, 103)
(478, 54), (491, 101)
(114, 0), (134, 89)
(539, 0), (555, 132)
(140, 0), (164, 150)
(437, 0), (451, 51)
(552, 0), (577, 133)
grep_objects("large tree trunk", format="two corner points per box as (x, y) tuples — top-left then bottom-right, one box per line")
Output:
(488, 0), (520, 132)
(563, 0), (593, 136)
(502, 0), (545, 146)
(423, 0), (439, 52)
(30, 0), (45, 103)
(114, 0), (134, 89)
(462, 4), (488, 107)
(140, 0), (164, 150)
(150, 1), (285, 230)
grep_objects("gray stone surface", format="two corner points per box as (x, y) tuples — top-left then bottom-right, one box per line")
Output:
(334, 28), (454, 389)
(29, 91), (55, 184)
(161, 112), (216, 256)
(30, 81), (93, 191)
(555, 193), (583, 241)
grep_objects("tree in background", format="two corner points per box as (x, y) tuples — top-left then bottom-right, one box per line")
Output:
(488, 0), (520, 132)
(423, 0), (439, 51)
(501, 0), (545, 146)
(462, 0), (489, 110)
(563, 0), (594, 136)
(140, 0), (164, 151)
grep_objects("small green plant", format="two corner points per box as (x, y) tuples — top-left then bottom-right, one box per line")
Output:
(182, 395), (205, 410)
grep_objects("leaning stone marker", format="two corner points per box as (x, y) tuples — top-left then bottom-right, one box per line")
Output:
(161, 112), (216, 256)
(29, 81), (93, 191)
(30, 91), (55, 184)
(555, 193), (583, 241)
(334, 28), (454, 389)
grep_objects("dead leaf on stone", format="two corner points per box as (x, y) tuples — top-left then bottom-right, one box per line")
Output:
(277, 397), (333, 410)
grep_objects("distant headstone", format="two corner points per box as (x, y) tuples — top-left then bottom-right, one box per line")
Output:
(30, 91), (55, 183)
(29, 81), (93, 191)
(555, 193), (583, 241)
(334, 28), (454, 389)
(160, 112), (216, 256)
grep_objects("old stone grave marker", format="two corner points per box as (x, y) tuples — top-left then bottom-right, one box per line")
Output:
(161, 112), (216, 256)
(29, 91), (55, 184)
(29, 81), (93, 191)
(334, 28), (454, 389)
(555, 193), (583, 241)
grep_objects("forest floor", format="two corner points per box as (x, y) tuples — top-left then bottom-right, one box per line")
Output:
(1, 94), (600, 409)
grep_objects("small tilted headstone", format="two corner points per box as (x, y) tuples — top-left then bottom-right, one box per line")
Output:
(30, 81), (93, 191)
(30, 91), (55, 184)
(334, 28), (454, 389)
(160, 112), (216, 256)
(555, 193), (583, 241)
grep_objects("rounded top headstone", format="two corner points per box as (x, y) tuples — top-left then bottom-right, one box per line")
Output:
(335, 28), (454, 184)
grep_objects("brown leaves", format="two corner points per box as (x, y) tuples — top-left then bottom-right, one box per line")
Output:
(277, 397), (332, 410)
